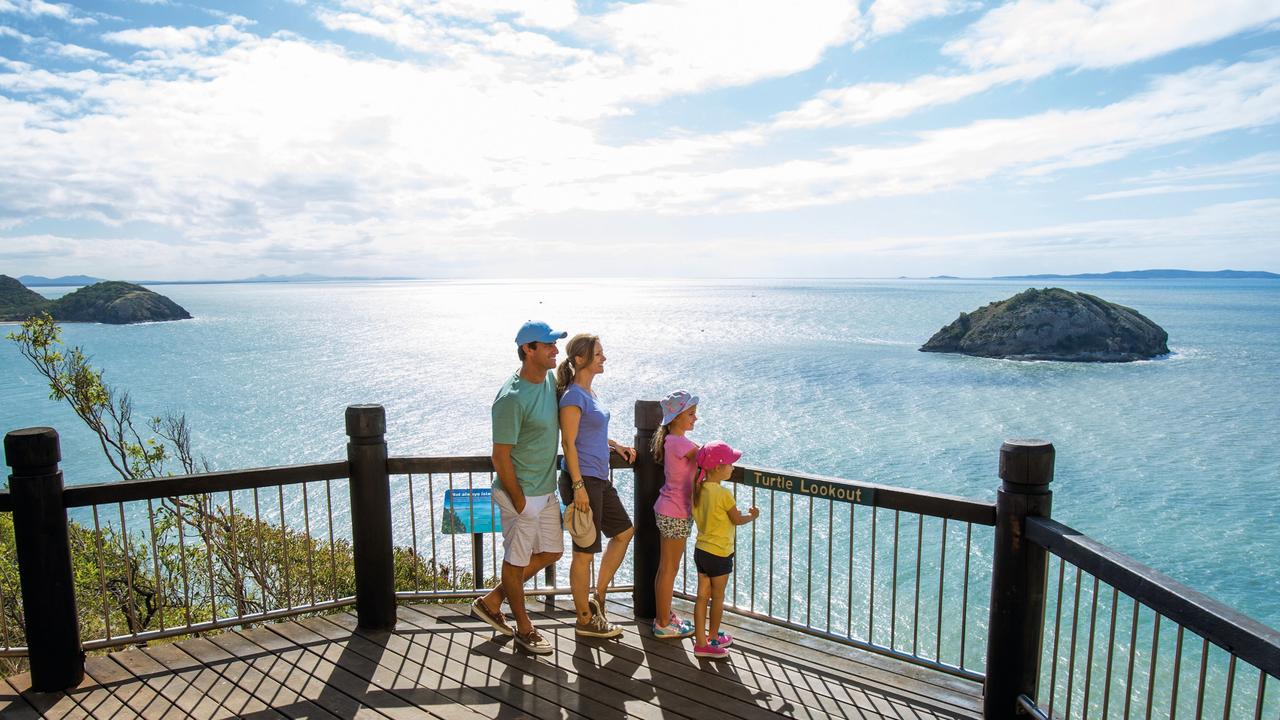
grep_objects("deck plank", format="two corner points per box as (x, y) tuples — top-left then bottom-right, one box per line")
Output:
(2, 599), (985, 719)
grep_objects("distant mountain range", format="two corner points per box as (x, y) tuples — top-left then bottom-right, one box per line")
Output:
(17, 273), (416, 286)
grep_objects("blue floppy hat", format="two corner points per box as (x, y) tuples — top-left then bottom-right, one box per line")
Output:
(515, 320), (567, 345)
(660, 390), (699, 426)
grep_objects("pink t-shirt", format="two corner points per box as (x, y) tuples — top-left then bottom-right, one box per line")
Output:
(654, 434), (698, 519)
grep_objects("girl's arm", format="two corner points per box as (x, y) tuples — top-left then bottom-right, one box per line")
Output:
(559, 405), (589, 512)
(728, 505), (760, 525)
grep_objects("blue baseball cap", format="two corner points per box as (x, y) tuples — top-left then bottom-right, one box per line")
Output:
(515, 320), (567, 345)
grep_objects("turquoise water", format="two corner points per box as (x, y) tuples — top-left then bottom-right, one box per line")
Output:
(2, 278), (1277, 632)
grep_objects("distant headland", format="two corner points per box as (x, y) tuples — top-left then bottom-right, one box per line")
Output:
(926, 269), (1278, 281)
(17, 273), (418, 287)
(1, 276), (191, 324)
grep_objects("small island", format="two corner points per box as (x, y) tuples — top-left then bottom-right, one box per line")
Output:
(920, 288), (1169, 362)
(0, 275), (192, 324)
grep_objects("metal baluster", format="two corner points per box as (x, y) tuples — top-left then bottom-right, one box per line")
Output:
(325, 479), (338, 601)
(302, 483), (315, 608)
(1193, 637), (1209, 720)
(936, 518), (947, 663)
(1145, 615), (1162, 720)
(805, 494), (813, 627)
(0, 559), (9, 647)
(490, 472), (498, 587)
(1219, 654), (1235, 720)
(847, 502), (854, 639)
(768, 489), (775, 617)
(427, 474), (438, 593)
(750, 484), (757, 614)
(1083, 576), (1100, 720)
(1169, 625), (1185, 720)
(92, 505), (112, 637)
(172, 502), (192, 628)
(1102, 586), (1119, 719)
(228, 491), (243, 618)
(912, 514), (922, 657)
(825, 498), (833, 633)
(467, 472), (476, 588)
(1066, 566), (1083, 720)
(1049, 558), (1066, 717)
(278, 486), (289, 609)
(146, 498), (164, 630)
(1125, 598), (1140, 720)
(732, 481), (739, 606)
(869, 507), (878, 644)
(117, 502), (138, 637)
(408, 474), (420, 592)
(448, 472), (457, 587)
(253, 488), (265, 607)
(1250, 667), (1263, 720)
(960, 522), (971, 670)
(204, 495), (217, 620)
(787, 493), (794, 622)
(890, 510), (900, 650)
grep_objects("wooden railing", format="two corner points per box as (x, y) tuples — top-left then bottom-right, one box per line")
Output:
(3, 402), (1278, 720)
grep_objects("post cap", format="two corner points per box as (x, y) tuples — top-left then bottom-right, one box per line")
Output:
(345, 405), (386, 438)
(999, 439), (1054, 488)
(4, 427), (61, 469)
(634, 400), (662, 432)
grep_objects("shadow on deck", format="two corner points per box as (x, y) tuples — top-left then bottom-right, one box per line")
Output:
(0, 598), (981, 719)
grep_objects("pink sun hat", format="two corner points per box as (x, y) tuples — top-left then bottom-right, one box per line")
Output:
(696, 441), (742, 471)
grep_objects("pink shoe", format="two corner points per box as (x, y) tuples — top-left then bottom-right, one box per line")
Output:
(694, 643), (729, 659)
(710, 631), (732, 649)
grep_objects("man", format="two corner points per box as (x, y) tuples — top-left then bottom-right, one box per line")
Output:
(471, 320), (566, 654)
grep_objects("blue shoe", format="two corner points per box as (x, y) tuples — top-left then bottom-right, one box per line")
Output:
(653, 613), (694, 639)
(709, 631), (733, 649)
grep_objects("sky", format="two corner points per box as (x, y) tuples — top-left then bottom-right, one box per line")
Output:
(1, 0), (1278, 280)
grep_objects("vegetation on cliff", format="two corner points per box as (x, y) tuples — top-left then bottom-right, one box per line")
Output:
(920, 287), (1169, 362)
(0, 277), (191, 323)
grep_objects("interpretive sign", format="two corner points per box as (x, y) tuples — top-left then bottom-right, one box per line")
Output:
(441, 488), (500, 534)
(740, 468), (875, 506)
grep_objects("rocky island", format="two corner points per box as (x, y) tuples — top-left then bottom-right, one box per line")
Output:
(0, 275), (192, 324)
(920, 287), (1168, 362)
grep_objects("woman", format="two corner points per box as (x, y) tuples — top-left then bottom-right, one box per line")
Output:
(556, 333), (637, 638)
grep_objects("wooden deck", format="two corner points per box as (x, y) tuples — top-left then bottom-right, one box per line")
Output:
(0, 598), (982, 719)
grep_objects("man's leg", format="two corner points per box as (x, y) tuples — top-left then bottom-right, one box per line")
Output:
(501, 560), (534, 635)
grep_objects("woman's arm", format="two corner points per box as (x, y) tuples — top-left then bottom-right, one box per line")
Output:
(607, 439), (637, 463)
(559, 405), (589, 512)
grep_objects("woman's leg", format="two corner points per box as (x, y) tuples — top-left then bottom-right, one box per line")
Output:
(694, 573), (712, 646)
(654, 535), (686, 625)
(570, 550), (593, 625)
(595, 526), (634, 605)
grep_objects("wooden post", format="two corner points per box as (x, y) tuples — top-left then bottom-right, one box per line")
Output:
(4, 428), (84, 691)
(631, 400), (663, 620)
(345, 405), (396, 630)
(984, 440), (1055, 719)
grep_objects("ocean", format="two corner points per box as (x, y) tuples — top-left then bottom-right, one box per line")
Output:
(2, 277), (1278, 633)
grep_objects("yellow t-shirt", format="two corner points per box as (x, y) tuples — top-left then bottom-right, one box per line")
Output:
(693, 481), (737, 557)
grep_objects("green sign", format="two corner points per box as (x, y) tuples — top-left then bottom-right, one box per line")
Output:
(740, 469), (875, 506)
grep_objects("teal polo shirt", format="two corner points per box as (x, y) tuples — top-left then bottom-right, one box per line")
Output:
(491, 370), (559, 496)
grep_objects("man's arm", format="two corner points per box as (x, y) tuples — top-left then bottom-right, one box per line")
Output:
(492, 443), (525, 513)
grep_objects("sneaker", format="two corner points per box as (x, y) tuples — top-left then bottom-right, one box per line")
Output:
(652, 617), (694, 639)
(710, 631), (733, 649)
(694, 643), (729, 659)
(471, 597), (513, 636)
(588, 594), (605, 621)
(514, 628), (554, 654)
(576, 610), (623, 638)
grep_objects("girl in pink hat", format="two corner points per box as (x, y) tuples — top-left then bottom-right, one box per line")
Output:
(649, 390), (699, 638)
(690, 440), (759, 659)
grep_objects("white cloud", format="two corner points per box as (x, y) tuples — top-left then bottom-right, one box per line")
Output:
(1083, 183), (1255, 201)
(102, 24), (251, 51)
(868, 0), (976, 36)
(945, 0), (1280, 73)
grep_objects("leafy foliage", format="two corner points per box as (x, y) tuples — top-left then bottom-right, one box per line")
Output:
(2, 315), (471, 677)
